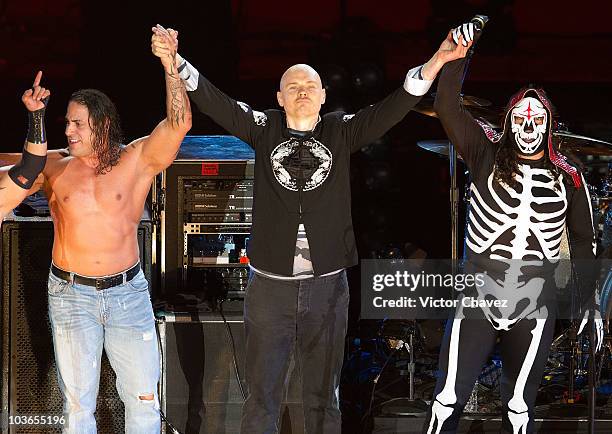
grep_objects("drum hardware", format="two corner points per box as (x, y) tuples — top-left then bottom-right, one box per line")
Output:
(555, 132), (612, 157)
(541, 314), (612, 423)
(596, 335), (612, 385)
(417, 135), (612, 160)
(413, 92), (503, 262)
(413, 94), (502, 128)
(599, 164), (612, 249)
(417, 140), (464, 161)
(599, 262), (612, 325)
(376, 320), (429, 417)
(569, 323), (580, 404)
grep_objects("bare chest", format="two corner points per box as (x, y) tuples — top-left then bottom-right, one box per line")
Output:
(48, 162), (147, 217)
(56, 175), (127, 214)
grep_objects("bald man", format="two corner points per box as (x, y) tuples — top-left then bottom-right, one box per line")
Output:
(154, 28), (466, 434)
(1, 71), (49, 220)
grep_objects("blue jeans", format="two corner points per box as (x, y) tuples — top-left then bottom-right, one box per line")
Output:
(47, 267), (160, 434)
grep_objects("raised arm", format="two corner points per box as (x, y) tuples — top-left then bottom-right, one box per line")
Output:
(343, 27), (471, 153)
(136, 25), (192, 177)
(174, 53), (266, 147)
(0, 71), (49, 217)
(433, 29), (491, 169)
(342, 72), (431, 153)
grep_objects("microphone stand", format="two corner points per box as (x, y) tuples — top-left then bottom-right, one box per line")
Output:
(450, 15), (487, 263)
(567, 243), (596, 431)
(588, 318), (596, 433)
(449, 47), (474, 264)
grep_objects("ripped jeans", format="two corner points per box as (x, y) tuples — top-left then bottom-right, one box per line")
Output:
(47, 268), (160, 434)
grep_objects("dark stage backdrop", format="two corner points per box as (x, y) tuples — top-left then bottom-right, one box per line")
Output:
(1, 0), (611, 371)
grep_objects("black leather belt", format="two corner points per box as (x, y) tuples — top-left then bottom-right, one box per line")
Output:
(51, 263), (140, 290)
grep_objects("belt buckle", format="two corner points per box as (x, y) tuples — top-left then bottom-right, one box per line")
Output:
(95, 279), (103, 290)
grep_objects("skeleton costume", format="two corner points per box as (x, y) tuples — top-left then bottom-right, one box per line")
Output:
(423, 57), (597, 434)
(177, 56), (434, 433)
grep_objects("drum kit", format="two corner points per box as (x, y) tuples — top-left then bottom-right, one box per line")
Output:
(369, 95), (612, 422)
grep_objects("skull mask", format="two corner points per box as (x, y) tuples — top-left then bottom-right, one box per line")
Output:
(510, 97), (548, 155)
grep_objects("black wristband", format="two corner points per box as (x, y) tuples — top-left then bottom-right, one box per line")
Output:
(27, 107), (46, 144)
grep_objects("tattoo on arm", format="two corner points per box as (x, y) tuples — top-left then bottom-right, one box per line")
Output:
(166, 48), (189, 127)
(167, 50), (177, 77)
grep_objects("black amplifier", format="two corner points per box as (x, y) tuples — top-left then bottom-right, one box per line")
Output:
(184, 198), (254, 213)
(181, 167), (254, 225)
(154, 135), (255, 297)
(183, 178), (254, 220)
(190, 213), (253, 223)
(185, 179), (254, 200)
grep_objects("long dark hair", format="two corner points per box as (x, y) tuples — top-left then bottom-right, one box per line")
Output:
(69, 89), (123, 175)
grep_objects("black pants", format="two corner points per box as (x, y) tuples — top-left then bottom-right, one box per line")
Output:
(422, 315), (556, 434)
(240, 271), (349, 434)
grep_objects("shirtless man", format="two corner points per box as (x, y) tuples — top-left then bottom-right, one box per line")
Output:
(34, 26), (190, 433)
(0, 72), (49, 219)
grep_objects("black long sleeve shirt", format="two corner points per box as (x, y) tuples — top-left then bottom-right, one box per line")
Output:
(183, 64), (426, 276)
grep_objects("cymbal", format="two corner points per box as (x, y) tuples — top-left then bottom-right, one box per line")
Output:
(459, 95), (493, 107)
(417, 140), (463, 161)
(417, 132), (612, 160)
(554, 131), (612, 157)
(413, 95), (502, 128)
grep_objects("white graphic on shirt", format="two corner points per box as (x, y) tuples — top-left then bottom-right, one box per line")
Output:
(252, 110), (267, 126)
(270, 137), (332, 191)
(236, 101), (267, 126)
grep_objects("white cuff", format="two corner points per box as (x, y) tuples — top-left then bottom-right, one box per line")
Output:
(177, 54), (199, 92)
(403, 65), (433, 97)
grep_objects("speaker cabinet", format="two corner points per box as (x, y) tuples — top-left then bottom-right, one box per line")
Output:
(158, 306), (304, 434)
(0, 216), (153, 433)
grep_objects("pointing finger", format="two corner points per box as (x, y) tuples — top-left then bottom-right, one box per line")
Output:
(32, 70), (43, 87)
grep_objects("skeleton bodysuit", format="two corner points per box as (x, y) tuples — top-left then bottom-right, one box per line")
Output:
(423, 58), (596, 434)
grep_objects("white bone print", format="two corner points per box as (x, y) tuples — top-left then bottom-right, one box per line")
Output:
(467, 166), (567, 261)
(507, 316), (547, 434)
